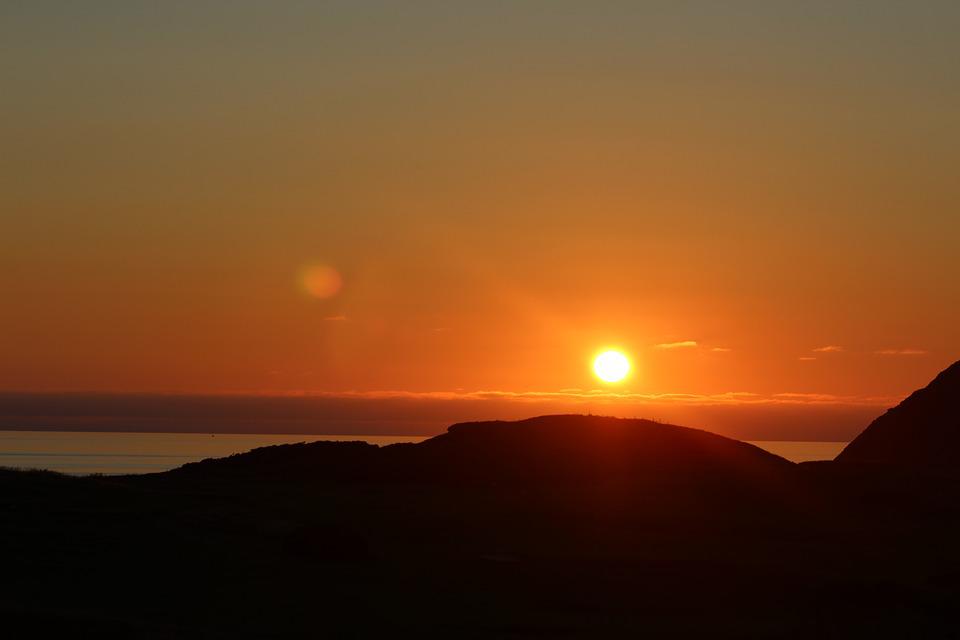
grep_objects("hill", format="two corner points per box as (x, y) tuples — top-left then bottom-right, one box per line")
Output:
(4, 413), (960, 637)
(174, 414), (795, 487)
(836, 360), (960, 465)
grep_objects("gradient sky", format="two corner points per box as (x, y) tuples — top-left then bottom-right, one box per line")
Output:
(2, 2), (958, 436)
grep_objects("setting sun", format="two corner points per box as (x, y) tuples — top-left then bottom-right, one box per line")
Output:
(593, 350), (631, 383)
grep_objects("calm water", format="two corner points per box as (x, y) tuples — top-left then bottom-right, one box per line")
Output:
(0, 431), (428, 475)
(0, 431), (846, 475)
(747, 440), (847, 463)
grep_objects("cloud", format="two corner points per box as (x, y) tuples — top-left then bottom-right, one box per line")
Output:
(798, 356), (817, 361)
(267, 388), (897, 407)
(812, 345), (844, 353)
(874, 348), (927, 356)
(655, 341), (698, 349)
(710, 347), (732, 353)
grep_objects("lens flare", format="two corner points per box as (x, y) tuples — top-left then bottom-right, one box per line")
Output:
(300, 264), (342, 299)
(593, 350), (630, 383)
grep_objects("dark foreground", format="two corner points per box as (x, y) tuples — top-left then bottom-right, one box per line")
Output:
(2, 412), (960, 639)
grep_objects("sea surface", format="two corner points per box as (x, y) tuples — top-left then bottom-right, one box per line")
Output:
(0, 430), (847, 475)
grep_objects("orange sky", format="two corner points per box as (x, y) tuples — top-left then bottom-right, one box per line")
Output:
(1, 3), (958, 438)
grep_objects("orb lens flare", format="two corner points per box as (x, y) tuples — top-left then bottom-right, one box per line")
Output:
(593, 350), (631, 383)
(300, 264), (342, 299)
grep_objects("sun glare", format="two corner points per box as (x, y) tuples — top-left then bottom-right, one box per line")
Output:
(593, 350), (630, 383)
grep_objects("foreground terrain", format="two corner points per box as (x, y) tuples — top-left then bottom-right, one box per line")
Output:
(2, 362), (960, 638)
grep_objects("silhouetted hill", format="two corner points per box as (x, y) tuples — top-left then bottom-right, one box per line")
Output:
(174, 414), (794, 486)
(4, 414), (960, 637)
(836, 360), (960, 465)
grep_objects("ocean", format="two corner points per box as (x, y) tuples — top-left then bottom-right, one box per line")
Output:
(0, 430), (847, 475)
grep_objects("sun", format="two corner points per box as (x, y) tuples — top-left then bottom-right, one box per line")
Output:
(593, 350), (631, 383)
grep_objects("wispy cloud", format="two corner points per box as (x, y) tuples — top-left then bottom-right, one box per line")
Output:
(812, 345), (844, 353)
(272, 388), (898, 407)
(655, 340), (698, 349)
(711, 347), (732, 353)
(798, 356), (817, 361)
(323, 314), (348, 322)
(874, 348), (927, 356)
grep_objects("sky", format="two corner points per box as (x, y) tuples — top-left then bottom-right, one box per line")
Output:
(2, 2), (958, 439)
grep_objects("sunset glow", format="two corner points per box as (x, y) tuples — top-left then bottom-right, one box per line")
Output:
(0, 2), (956, 442)
(4, 4), (960, 636)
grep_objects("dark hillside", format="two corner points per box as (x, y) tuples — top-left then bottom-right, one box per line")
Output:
(837, 360), (960, 465)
